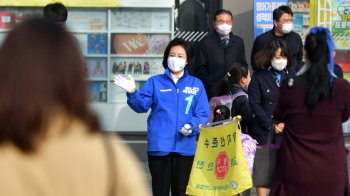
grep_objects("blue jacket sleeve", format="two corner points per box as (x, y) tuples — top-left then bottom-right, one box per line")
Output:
(248, 73), (272, 132)
(186, 86), (210, 136)
(126, 79), (154, 113)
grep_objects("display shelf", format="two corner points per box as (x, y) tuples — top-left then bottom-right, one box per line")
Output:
(293, 8), (310, 13)
(110, 30), (172, 34)
(68, 30), (108, 34)
(110, 54), (163, 58)
(0, 28), (11, 32)
(0, 6), (174, 132)
(86, 78), (108, 81)
(84, 54), (108, 57)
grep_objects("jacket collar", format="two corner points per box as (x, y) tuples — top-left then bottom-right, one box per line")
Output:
(212, 30), (235, 43)
(212, 30), (236, 49)
(165, 68), (188, 79)
(271, 27), (288, 40)
(229, 84), (247, 95)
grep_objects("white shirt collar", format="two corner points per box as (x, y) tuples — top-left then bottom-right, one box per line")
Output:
(296, 64), (309, 76)
(170, 71), (184, 84)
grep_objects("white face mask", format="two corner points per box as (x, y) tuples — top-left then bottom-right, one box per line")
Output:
(271, 59), (288, 71)
(216, 23), (232, 36)
(244, 78), (250, 90)
(277, 22), (293, 34)
(167, 57), (186, 72)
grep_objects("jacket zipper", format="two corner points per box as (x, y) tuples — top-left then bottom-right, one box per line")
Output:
(175, 88), (179, 152)
(165, 71), (185, 153)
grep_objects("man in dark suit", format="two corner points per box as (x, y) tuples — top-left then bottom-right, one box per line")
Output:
(251, 6), (303, 71)
(194, 9), (247, 100)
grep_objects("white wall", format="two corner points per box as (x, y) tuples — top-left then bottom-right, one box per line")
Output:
(223, 0), (255, 70)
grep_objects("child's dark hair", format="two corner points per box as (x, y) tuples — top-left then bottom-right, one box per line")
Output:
(213, 105), (231, 122)
(43, 2), (68, 23)
(215, 63), (248, 96)
(304, 31), (333, 112)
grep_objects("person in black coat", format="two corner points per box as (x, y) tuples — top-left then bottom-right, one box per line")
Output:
(195, 9), (247, 100)
(249, 38), (297, 146)
(251, 6), (302, 71)
(249, 38), (296, 196)
(215, 63), (254, 136)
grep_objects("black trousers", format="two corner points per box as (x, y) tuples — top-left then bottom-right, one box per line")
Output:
(148, 153), (194, 196)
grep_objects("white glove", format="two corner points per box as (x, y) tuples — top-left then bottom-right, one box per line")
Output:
(179, 124), (192, 136)
(114, 75), (136, 93)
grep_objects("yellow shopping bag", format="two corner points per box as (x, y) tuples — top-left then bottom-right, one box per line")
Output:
(186, 121), (252, 196)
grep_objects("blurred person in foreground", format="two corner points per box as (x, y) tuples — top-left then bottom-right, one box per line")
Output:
(0, 18), (149, 196)
(269, 27), (350, 195)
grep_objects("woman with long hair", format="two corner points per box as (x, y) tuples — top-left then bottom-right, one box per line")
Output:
(0, 18), (148, 196)
(249, 38), (296, 196)
(269, 27), (350, 195)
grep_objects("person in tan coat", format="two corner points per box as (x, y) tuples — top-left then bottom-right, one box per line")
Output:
(0, 18), (149, 196)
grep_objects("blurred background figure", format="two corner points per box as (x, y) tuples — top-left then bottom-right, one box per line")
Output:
(270, 27), (350, 196)
(43, 2), (67, 28)
(0, 18), (149, 196)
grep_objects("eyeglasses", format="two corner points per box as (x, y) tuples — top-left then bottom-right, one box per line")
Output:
(216, 20), (233, 25)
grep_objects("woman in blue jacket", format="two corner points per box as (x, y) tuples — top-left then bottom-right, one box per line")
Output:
(114, 38), (210, 196)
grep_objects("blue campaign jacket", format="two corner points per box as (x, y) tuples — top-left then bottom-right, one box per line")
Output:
(127, 68), (210, 156)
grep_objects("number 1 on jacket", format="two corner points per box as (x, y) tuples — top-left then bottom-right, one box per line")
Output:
(185, 95), (194, 114)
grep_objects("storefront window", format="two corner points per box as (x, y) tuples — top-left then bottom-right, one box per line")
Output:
(0, 4), (174, 132)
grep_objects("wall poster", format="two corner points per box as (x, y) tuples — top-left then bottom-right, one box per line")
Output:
(87, 81), (107, 102)
(110, 34), (170, 55)
(254, 0), (288, 39)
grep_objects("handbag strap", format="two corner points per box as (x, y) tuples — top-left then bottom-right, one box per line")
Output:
(102, 135), (116, 196)
(266, 119), (276, 148)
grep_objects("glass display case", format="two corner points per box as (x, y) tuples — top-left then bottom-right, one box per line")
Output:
(0, 6), (174, 131)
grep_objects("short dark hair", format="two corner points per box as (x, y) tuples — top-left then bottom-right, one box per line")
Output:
(273, 5), (293, 22)
(0, 18), (99, 152)
(214, 9), (233, 21)
(44, 2), (68, 23)
(162, 38), (194, 70)
(253, 38), (292, 71)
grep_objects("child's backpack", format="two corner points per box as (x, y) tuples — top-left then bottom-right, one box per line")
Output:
(207, 92), (247, 123)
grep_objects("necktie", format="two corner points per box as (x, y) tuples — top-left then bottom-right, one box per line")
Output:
(272, 70), (280, 87)
(222, 38), (228, 46)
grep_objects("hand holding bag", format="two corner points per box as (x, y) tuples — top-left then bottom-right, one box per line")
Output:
(252, 120), (280, 188)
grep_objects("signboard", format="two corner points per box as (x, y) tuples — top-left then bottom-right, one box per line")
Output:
(254, 0), (288, 39)
(186, 121), (253, 196)
(120, 0), (174, 7)
(293, 13), (304, 36)
(59, 0), (119, 7)
(332, 0), (350, 50)
(111, 34), (170, 55)
(0, 0), (120, 7)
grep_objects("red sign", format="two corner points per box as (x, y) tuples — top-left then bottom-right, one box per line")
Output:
(215, 151), (229, 180)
